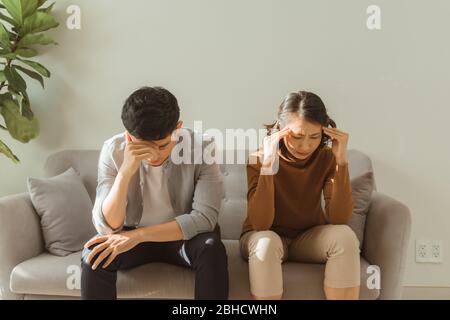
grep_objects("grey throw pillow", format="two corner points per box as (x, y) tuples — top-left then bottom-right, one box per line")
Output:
(347, 171), (375, 248)
(27, 167), (96, 256)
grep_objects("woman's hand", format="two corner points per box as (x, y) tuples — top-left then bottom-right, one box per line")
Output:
(84, 230), (142, 270)
(322, 127), (349, 165)
(261, 127), (291, 175)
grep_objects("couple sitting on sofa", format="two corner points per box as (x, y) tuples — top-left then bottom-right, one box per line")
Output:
(81, 86), (360, 300)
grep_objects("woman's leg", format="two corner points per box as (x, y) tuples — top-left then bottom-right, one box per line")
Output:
(240, 230), (288, 300)
(288, 224), (361, 300)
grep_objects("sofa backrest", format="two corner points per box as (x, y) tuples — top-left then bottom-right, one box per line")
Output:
(44, 149), (374, 240)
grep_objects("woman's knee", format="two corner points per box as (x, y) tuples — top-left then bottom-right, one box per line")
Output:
(327, 225), (360, 255)
(246, 230), (284, 261)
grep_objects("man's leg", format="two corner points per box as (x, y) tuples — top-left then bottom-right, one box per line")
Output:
(164, 230), (229, 300)
(81, 237), (166, 300)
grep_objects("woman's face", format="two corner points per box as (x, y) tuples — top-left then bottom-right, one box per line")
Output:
(282, 115), (323, 160)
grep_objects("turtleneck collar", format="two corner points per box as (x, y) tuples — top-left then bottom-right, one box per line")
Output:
(278, 140), (322, 168)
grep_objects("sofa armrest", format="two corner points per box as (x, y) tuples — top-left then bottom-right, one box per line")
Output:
(362, 191), (411, 300)
(0, 192), (45, 299)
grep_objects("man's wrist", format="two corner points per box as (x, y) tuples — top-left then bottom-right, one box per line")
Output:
(133, 227), (146, 244)
(117, 170), (132, 184)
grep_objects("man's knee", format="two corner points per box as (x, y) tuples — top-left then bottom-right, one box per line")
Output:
(81, 245), (120, 272)
(191, 231), (228, 266)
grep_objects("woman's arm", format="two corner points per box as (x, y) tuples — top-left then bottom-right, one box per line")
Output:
(323, 162), (354, 224)
(246, 160), (276, 230)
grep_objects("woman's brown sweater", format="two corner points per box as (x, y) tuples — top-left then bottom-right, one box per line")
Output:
(241, 142), (354, 239)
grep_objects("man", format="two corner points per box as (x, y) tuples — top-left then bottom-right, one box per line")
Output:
(81, 86), (228, 300)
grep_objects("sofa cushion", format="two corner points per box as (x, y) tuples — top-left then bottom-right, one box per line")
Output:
(27, 167), (96, 256)
(10, 240), (379, 300)
(347, 171), (375, 247)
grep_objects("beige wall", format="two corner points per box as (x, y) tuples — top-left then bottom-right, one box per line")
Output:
(1, 0), (449, 289)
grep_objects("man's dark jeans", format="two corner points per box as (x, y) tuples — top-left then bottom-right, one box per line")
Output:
(81, 226), (228, 300)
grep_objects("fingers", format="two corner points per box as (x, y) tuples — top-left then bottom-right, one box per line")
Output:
(136, 151), (159, 161)
(133, 146), (158, 154)
(272, 127), (291, 141)
(84, 235), (108, 249)
(128, 141), (158, 149)
(102, 250), (118, 269)
(86, 240), (111, 265)
(92, 247), (114, 270)
(323, 127), (346, 136)
(323, 127), (345, 140)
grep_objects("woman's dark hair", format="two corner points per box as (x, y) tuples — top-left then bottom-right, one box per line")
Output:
(265, 90), (336, 148)
(121, 86), (180, 141)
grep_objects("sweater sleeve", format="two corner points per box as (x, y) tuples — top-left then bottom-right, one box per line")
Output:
(323, 161), (354, 224)
(246, 159), (275, 231)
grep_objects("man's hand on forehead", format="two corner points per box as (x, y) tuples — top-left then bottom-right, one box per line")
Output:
(126, 132), (159, 148)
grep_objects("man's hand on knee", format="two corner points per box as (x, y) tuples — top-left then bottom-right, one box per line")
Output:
(84, 230), (141, 270)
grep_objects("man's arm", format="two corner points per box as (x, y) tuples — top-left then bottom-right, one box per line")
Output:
(101, 171), (130, 230)
(135, 220), (183, 242)
(92, 142), (127, 234)
(92, 134), (159, 235)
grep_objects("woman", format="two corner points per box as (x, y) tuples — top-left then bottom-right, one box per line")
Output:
(240, 91), (360, 300)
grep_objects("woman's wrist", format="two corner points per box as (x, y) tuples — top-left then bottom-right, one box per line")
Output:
(336, 155), (348, 166)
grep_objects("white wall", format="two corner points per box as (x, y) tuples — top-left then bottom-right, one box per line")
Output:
(1, 0), (449, 288)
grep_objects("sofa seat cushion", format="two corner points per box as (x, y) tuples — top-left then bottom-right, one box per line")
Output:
(10, 240), (379, 299)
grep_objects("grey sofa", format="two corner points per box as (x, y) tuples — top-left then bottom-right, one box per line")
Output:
(0, 149), (411, 300)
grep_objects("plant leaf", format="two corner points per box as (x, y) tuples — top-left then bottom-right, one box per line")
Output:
(22, 11), (58, 35)
(0, 99), (39, 143)
(17, 57), (49, 77)
(0, 138), (20, 163)
(13, 64), (44, 87)
(39, 2), (54, 14)
(2, 0), (39, 26)
(0, 70), (6, 82)
(0, 12), (19, 28)
(13, 90), (33, 119)
(4, 66), (27, 92)
(17, 32), (56, 47)
(7, 88), (33, 119)
(0, 23), (11, 50)
(36, 0), (47, 8)
(0, 50), (16, 59)
(15, 47), (37, 57)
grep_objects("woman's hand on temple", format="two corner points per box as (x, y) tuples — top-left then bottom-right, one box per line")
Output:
(261, 127), (291, 173)
(322, 127), (349, 166)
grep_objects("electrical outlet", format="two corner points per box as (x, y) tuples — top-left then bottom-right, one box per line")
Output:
(416, 240), (429, 263)
(429, 240), (443, 263)
(416, 239), (443, 263)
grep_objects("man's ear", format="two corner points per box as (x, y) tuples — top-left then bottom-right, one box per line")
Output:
(176, 121), (183, 129)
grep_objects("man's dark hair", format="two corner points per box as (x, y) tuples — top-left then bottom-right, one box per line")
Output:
(121, 86), (180, 141)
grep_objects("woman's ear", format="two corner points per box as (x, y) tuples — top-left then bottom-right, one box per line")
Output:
(176, 121), (183, 129)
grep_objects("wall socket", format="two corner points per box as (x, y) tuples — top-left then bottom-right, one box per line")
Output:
(415, 239), (443, 263)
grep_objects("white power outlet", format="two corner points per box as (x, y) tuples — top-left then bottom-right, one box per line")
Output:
(416, 239), (443, 263)
(430, 240), (443, 262)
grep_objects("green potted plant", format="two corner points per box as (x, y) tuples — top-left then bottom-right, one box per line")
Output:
(0, 0), (58, 163)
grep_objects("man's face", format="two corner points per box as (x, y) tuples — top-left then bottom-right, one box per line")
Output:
(127, 121), (182, 167)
